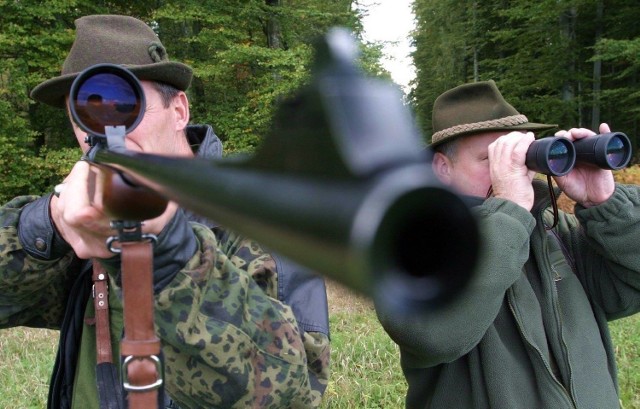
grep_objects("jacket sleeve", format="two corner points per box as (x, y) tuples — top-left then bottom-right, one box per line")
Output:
(154, 223), (322, 409)
(563, 183), (640, 319)
(0, 195), (78, 329)
(271, 254), (330, 396)
(375, 197), (535, 368)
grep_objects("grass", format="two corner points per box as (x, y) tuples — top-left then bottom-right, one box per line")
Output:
(611, 314), (640, 409)
(320, 283), (406, 408)
(1, 282), (636, 408)
(0, 327), (57, 409)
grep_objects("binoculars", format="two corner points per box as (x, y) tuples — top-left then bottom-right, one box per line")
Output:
(525, 132), (633, 176)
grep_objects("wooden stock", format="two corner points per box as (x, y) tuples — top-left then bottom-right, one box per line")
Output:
(91, 166), (168, 221)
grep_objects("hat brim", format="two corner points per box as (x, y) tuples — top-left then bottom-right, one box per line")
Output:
(31, 61), (193, 108)
(430, 121), (557, 148)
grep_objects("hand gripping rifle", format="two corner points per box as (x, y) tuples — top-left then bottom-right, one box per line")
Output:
(69, 28), (480, 408)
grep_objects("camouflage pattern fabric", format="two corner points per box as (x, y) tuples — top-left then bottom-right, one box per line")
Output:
(153, 223), (328, 408)
(0, 196), (77, 329)
(0, 196), (329, 408)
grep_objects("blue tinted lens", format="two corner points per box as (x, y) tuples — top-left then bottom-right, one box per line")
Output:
(548, 141), (570, 174)
(605, 136), (626, 167)
(74, 73), (142, 134)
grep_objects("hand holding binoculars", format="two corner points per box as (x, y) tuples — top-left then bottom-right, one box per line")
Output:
(525, 132), (633, 176)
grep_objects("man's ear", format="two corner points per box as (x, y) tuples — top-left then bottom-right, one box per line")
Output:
(173, 91), (190, 130)
(431, 151), (453, 185)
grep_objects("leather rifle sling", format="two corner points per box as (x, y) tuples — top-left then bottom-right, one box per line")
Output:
(93, 261), (113, 364)
(92, 261), (125, 409)
(120, 240), (162, 408)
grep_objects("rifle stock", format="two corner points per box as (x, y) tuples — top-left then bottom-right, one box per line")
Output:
(77, 28), (479, 315)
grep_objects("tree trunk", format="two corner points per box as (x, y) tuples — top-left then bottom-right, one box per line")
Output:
(265, 0), (283, 50)
(591, 0), (604, 130)
(559, 6), (578, 123)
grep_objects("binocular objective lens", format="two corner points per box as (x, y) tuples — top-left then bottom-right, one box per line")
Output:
(547, 141), (571, 175)
(605, 136), (627, 168)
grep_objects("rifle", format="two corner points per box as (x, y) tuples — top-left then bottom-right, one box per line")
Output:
(69, 27), (480, 406)
(72, 27), (480, 313)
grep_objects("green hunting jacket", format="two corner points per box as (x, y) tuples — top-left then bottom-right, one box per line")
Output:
(377, 180), (640, 409)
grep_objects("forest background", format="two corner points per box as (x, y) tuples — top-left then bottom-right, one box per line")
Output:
(0, 0), (638, 408)
(1, 0), (640, 201)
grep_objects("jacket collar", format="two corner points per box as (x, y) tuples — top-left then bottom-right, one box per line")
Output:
(186, 124), (223, 160)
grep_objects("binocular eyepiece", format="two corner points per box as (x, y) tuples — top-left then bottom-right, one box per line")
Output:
(525, 132), (633, 176)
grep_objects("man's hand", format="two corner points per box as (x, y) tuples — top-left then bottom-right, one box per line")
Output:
(488, 131), (537, 211)
(553, 123), (616, 208)
(50, 160), (177, 259)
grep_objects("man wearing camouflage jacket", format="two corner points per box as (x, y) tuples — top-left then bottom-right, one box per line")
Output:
(0, 14), (329, 409)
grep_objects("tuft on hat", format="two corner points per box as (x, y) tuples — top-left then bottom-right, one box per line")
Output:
(31, 15), (193, 108)
(430, 80), (556, 147)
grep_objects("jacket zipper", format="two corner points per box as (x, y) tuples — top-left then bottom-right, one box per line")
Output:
(507, 291), (577, 409)
(543, 220), (579, 408)
(549, 262), (578, 408)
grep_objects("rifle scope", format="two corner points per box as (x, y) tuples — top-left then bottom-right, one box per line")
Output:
(69, 64), (168, 222)
(69, 63), (145, 138)
(525, 132), (632, 176)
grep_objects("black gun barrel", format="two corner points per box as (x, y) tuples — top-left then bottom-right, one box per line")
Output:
(92, 148), (477, 314)
(79, 28), (480, 315)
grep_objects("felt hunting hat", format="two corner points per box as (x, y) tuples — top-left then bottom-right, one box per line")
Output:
(430, 80), (556, 147)
(31, 14), (193, 108)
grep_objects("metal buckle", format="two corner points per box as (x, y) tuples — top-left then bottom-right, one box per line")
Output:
(106, 220), (157, 254)
(121, 355), (163, 392)
(106, 233), (157, 254)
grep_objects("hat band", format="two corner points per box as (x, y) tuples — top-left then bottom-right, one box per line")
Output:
(432, 114), (529, 144)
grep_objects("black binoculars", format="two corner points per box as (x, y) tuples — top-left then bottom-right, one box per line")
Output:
(525, 132), (633, 176)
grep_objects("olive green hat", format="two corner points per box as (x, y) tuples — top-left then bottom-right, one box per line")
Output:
(31, 14), (193, 108)
(430, 80), (556, 147)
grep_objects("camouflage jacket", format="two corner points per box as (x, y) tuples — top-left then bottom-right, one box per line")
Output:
(0, 125), (330, 409)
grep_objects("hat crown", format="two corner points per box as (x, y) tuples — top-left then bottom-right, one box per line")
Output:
(430, 80), (556, 146)
(433, 80), (520, 133)
(62, 15), (167, 75)
(31, 14), (193, 107)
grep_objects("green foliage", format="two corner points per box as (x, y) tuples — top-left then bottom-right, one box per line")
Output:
(153, 0), (370, 153)
(0, 89), (77, 201)
(0, 143), (77, 203)
(411, 0), (640, 153)
(409, 0), (475, 133)
(0, 0), (386, 194)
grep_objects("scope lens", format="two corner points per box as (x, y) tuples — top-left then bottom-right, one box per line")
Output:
(73, 72), (142, 135)
(548, 140), (571, 175)
(605, 136), (627, 168)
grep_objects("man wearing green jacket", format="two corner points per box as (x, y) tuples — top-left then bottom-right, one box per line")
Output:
(0, 15), (329, 409)
(376, 80), (640, 408)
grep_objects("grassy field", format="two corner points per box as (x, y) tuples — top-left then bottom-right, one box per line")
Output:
(0, 281), (637, 408)
(1, 167), (639, 408)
